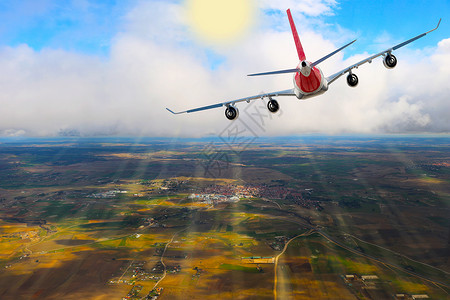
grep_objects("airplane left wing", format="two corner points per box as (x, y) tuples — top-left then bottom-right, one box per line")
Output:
(166, 88), (295, 115)
(326, 19), (441, 85)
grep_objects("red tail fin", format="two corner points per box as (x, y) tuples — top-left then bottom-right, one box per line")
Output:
(286, 9), (306, 61)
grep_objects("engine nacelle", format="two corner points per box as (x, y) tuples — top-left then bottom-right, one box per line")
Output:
(383, 54), (397, 69)
(225, 105), (239, 120)
(347, 73), (358, 87)
(267, 99), (280, 113)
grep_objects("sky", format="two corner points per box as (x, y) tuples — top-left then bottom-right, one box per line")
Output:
(0, 0), (449, 137)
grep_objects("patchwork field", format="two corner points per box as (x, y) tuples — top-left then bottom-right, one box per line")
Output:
(0, 136), (449, 299)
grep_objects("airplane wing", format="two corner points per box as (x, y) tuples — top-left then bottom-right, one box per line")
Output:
(326, 19), (441, 85)
(166, 88), (295, 115)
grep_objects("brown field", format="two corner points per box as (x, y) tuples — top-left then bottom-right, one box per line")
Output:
(0, 137), (449, 299)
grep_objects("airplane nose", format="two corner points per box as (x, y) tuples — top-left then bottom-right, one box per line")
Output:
(301, 61), (307, 67)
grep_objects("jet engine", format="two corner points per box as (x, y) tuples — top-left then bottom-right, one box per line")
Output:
(347, 73), (358, 87)
(383, 54), (397, 69)
(225, 105), (239, 120)
(267, 98), (280, 113)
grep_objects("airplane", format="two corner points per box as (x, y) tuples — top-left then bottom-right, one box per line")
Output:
(166, 9), (441, 120)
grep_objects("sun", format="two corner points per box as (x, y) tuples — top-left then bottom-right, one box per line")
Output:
(186, 0), (255, 45)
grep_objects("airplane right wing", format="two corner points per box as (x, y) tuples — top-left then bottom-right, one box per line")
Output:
(166, 88), (295, 115)
(326, 19), (441, 85)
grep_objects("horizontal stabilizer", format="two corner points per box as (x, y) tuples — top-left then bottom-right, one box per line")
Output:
(248, 68), (299, 77)
(311, 39), (356, 67)
(248, 39), (356, 77)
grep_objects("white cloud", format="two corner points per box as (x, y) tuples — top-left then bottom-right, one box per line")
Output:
(0, 1), (448, 137)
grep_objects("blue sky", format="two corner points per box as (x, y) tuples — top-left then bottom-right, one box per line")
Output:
(0, 0), (449, 137)
(326, 0), (448, 52)
(0, 0), (135, 55)
(0, 0), (447, 58)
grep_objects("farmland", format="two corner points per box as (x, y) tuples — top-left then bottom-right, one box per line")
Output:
(0, 136), (449, 299)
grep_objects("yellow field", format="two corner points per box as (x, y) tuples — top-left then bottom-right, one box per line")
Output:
(1, 176), (448, 300)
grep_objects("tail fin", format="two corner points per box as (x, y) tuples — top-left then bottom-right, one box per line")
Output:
(287, 9), (306, 61)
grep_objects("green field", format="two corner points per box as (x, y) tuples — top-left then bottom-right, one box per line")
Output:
(0, 137), (449, 299)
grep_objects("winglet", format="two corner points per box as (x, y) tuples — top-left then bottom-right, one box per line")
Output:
(286, 9), (306, 61)
(392, 18), (442, 51)
(426, 18), (441, 34)
(166, 108), (185, 115)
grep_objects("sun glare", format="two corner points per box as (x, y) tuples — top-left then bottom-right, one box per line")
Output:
(186, 0), (255, 45)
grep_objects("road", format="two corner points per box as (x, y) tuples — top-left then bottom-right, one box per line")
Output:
(256, 210), (450, 290)
(118, 259), (134, 283)
(262, 197), (281, 209)
(152, 228), (187, 291)
(272, 226), (449, 299)
(314, 230), (450, 289)
(21, 221), (133, 257)
(344, 232), (450, 276)
(273, 229), (314, 300)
